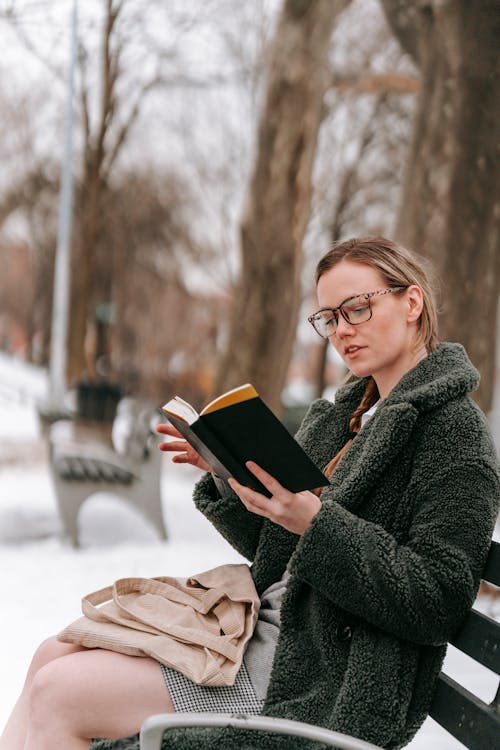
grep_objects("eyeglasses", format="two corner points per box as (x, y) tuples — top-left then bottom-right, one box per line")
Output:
(308, 286), (408, 339)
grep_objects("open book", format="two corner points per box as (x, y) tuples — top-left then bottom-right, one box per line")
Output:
(161, 384), (328, 497)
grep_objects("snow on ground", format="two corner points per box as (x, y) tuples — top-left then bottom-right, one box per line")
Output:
(0, 351), (48, 410)
(0, 406), (244, 726)
(0, 354), (499, 748)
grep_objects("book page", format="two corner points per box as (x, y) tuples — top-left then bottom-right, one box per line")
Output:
(161, 396), (199, 425)
(201, 383), (258, 415)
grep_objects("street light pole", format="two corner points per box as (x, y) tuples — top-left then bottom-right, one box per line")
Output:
(47, 0), (78, 412)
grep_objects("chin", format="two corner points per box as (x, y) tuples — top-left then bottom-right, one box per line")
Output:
(348, 363), (373, 379)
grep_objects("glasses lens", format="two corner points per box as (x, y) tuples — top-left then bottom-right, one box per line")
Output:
(342, 297), (371, 325)
(311, 310), (337, 337)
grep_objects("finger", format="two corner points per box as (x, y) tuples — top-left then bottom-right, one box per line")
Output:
(228, 477), (272, 514)
(156, 423), (183, 438)
(245, 461), (289, 499)
(158, 440), (189, 452)
(172, 453), (190, 463)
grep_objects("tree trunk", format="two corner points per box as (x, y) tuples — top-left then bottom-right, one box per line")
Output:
(66, 0), (122, 386)
(213, 0), (349, 413)
(67, 167), (102, 385)
(381, 0), (500, 412)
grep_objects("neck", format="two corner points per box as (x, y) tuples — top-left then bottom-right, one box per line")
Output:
(374, 344), (428, 400)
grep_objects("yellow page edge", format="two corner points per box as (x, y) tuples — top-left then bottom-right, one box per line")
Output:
(201, 383), (258, 415)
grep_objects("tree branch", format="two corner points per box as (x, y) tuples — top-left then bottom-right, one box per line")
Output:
(79, 61), (91, 149)
(0, 7), (64, 83)
(94, 0), (122, 175)
(101, 74), (161, 180)
(331, 71), (419, 94)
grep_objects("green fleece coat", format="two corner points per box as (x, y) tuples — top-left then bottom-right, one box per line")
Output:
(91, 343), (499, 750)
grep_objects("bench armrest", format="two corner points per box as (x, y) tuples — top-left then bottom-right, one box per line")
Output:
(140, 712), (384, 750)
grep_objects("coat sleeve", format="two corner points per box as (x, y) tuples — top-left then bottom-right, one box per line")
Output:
(190, 399), (334, 563)
(289, 461), (499, 645)
(192, 472), (264, 561)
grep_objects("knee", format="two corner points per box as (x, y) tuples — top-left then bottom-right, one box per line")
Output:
(29, 635), (79, 676)
(28, 659), (72, 730)
(27, 662), (59, 728)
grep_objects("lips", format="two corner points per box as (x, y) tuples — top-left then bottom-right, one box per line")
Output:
(344, 345), (366, 356)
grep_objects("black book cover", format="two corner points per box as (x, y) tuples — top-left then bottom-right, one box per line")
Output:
(166, 395), (328, 497)
(164, 411), (265, 492)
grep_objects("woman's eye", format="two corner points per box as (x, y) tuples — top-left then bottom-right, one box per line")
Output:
(348, 305), (368, 315)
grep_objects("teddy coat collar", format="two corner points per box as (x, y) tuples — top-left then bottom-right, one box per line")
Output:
(308, 342), (481, 517)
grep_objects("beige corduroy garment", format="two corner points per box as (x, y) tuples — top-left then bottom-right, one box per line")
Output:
(58, 563), (260, 687)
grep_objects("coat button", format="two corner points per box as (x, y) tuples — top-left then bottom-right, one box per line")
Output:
(336, 624), (352, 641)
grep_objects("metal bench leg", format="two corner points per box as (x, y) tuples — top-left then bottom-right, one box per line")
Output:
(139, 484), (167, 540)
(52, 477), (86, 546)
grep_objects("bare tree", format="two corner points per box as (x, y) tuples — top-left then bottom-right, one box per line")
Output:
(0, 76), (62, 363)
(380, 0), (500, 412)
(0, 1), (286, 403)
(0, 166), (60, 363)
(213, 0), (351, 413)
(96, 166), (218, 401)
(67, 0), (170, 384)
(1, 0), (222, 386)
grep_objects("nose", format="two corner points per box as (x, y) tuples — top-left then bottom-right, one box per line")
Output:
(334, 314), (354, 337)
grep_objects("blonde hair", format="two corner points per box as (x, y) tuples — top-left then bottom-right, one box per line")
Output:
(316, 236), (439, 480)
(315, 236), (439, 354)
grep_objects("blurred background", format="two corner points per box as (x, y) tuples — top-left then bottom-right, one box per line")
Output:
(0, 0), (498, 421)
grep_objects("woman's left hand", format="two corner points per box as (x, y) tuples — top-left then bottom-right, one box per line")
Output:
(228, 461), (322, 535)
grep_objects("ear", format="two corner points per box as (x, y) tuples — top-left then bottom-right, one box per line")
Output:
(406, 285), (424, 323)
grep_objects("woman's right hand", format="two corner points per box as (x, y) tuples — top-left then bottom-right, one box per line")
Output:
(156, 423), (212, 473)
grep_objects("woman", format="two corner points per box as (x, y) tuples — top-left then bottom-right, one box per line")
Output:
(2, 236), (498, 750)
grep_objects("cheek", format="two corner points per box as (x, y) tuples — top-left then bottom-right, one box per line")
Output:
(375, 319), (410, 359)
(375, 308), (407, 341)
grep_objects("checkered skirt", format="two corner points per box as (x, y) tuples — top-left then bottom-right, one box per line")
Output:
(160, 662), (264, 714)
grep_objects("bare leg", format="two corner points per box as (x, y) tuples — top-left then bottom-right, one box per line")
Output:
(25, 646), (173, 750)
(0, 637), (174, 750)
(0, 637), (87, 750)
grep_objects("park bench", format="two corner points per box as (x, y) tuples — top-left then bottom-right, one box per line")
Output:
(428, 539), (500, 748)
(49, 396), (167, 547)
(139, 540), (500, 750)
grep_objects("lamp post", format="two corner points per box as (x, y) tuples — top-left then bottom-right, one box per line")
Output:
(47, 0), (78, 414)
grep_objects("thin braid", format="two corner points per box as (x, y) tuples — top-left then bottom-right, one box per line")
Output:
(322, 379), (379, 480)
(349, 378), (379, 434)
